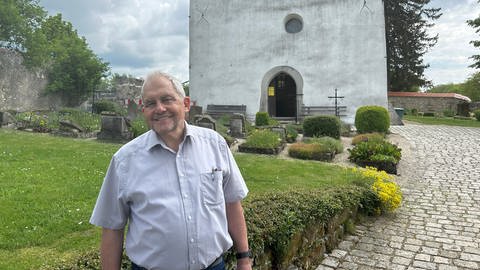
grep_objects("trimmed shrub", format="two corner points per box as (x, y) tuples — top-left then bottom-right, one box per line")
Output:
(351, 132), (385, 145)
(255, 112), (270, 126)
(423, 112), (435, 117)
(303, 115), (341, 139)
(354, 106), (390, 134)
(474, 109), (480, 121)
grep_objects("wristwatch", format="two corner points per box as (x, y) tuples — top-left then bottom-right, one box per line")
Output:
(236, 250), (253, 259)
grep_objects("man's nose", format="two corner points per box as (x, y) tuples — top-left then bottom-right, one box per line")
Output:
(154, 101), (167, 111)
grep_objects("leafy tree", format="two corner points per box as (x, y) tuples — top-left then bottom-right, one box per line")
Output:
(385, 0), (441, 91)
(24, 14), (109, 106)
(0, 0), (46, 49)
(468, 4), (480, 69)
(427, 83), (464, 94)
(461, 72), (480, 102)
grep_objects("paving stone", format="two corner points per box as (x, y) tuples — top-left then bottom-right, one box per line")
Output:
(316, 125), (480, 270)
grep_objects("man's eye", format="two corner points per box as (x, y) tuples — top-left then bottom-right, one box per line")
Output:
(145, 101), (156, 107)
(161, 97), (175, 104)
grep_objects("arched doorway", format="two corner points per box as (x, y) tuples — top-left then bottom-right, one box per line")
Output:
(267, 72), (297, 117)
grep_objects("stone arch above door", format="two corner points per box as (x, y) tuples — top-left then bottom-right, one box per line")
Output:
(260, 66), (303, 118)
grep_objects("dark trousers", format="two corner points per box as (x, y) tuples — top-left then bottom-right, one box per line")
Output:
(131, 257), (225, 270)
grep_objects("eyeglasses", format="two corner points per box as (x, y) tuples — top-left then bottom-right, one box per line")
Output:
(143, 95), (177, 109)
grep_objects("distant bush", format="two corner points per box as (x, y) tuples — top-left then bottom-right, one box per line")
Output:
(242, 129), (281, 149)
(351, 132), (385, 145)
(354, 106), (390, 134)
(423, 112), (435, 117)
(255, 112), (270, 126)
(474, 109), (480, 121)
(443, 109), (455, 117)
(288, 143), (334, 161)
(303, 115), (341, 139)
(304, 136), (343, 154)
(92, 100), (123, 115)
(129, 116), (149, 138)
(410, 108), (418, 116)
(285, 125), (298, 143)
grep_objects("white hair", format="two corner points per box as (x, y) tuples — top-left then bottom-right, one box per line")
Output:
(141, 71), (185, 98)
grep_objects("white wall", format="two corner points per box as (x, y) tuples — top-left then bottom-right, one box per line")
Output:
(189, 0), (388, 123)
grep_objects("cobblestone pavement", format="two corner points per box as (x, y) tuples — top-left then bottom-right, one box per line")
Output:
(316, 123), (480, 270)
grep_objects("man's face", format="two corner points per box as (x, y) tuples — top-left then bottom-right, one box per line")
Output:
(142, 76), (190, 139)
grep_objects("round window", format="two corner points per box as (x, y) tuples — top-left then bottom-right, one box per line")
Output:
(285, 15), (303, 33)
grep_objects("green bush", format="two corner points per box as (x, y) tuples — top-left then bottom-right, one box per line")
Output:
(351, 132), (385, 145)
(129, 116), (149, 138)
(288, 142), (333, 161)
(474, 109), (480, 121)
(423, 112), (435, 117)
(354, 106), (390, 134)
(443, 109), (455, 117)
(242, 129), (281, 148)
(285, 125), (298, 143)
(255, 112), (270, 126)
(92, 100), (123, 115)
(410, 108), (418, 116)
(303, 115), (341, 139)
(304, 136), (343, 154)
(348, 140), (402, 164)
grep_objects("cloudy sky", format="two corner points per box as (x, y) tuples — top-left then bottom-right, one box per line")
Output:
(39, 0), (480, 86)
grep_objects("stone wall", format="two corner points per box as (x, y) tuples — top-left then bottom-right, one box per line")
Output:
(0, 48), (60, 112)
(388, 96), (468, 115)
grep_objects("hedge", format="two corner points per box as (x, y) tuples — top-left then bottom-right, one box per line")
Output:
(45, 186), (375, 270)
(303, 115), (341, 139)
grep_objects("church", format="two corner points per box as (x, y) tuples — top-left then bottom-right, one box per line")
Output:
(189, 0), (388, 124)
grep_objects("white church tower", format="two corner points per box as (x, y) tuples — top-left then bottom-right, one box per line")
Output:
(189, 0), (388, 124)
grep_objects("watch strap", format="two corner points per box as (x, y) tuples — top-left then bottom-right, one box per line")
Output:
(236, 250), (252, 259)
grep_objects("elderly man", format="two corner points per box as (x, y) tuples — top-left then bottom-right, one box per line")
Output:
(90, 71), (252, 270)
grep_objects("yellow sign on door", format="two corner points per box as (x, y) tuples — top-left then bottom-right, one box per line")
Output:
(268, 86), (275, 96)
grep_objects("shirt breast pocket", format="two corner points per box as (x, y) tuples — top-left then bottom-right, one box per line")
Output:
(200, 170), (224, 206)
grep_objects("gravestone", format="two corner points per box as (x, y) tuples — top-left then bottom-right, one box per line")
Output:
(127, 102), (140, 120)
(270, 126), (287, 142)
(188, 105), (203, 124)
(0, 111), (15, 126)
(194, 115), (216, 130)
(229, 113), (246, 138)
(97, 112), (132, 141)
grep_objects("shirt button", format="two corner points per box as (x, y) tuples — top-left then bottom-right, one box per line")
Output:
(188, 215), (192, 220)
(184, 194), (188, 198)
(190, 238), (195, 243)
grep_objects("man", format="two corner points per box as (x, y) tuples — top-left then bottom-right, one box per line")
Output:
(90, 71), (252, 270)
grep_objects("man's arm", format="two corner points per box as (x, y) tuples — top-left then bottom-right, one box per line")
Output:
(101, 228), (124, 270)
(226, 201), (252, 270)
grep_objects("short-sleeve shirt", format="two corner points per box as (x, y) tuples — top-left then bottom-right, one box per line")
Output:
(90, 124), (248, 270)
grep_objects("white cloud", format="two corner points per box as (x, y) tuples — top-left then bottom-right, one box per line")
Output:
(40, 0), (190, 81)
(424, 0), (480, 85)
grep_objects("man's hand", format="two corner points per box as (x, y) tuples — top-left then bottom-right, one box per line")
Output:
(236, 258), (252, 270)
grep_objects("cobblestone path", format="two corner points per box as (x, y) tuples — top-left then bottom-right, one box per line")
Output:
(317, 124), (480, 270)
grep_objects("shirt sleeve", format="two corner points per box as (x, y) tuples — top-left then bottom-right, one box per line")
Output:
(221, 141), (249, 203)
(90, 156), (129, 229)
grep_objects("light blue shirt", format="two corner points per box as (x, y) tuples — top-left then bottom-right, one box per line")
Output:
(90, 124), (248, 270)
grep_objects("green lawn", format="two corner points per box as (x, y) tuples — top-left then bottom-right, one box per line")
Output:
(0, 129), (358, 270)
(403, 114), (480, 127)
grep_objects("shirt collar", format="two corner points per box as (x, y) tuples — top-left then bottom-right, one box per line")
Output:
(145, 121), (194, 151)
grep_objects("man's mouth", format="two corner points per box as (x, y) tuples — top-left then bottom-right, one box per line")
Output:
(152, 114), (172, 121)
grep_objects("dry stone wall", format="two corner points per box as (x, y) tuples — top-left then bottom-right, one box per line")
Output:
(0, 48), (60, 112)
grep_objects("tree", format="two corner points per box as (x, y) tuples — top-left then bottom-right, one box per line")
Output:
(468, 3), (480, 69)
(384, 0), (441, 91)
(461, 72), (480, 102)
(0, 0), (46, 50)
(24, 14), (109, 106)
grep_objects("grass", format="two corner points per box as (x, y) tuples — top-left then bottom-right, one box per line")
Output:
(403, 114), (480, 128)
(0, 129), (361, 270)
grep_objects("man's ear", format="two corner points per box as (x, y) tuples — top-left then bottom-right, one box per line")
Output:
(183, 96), (191, 112)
